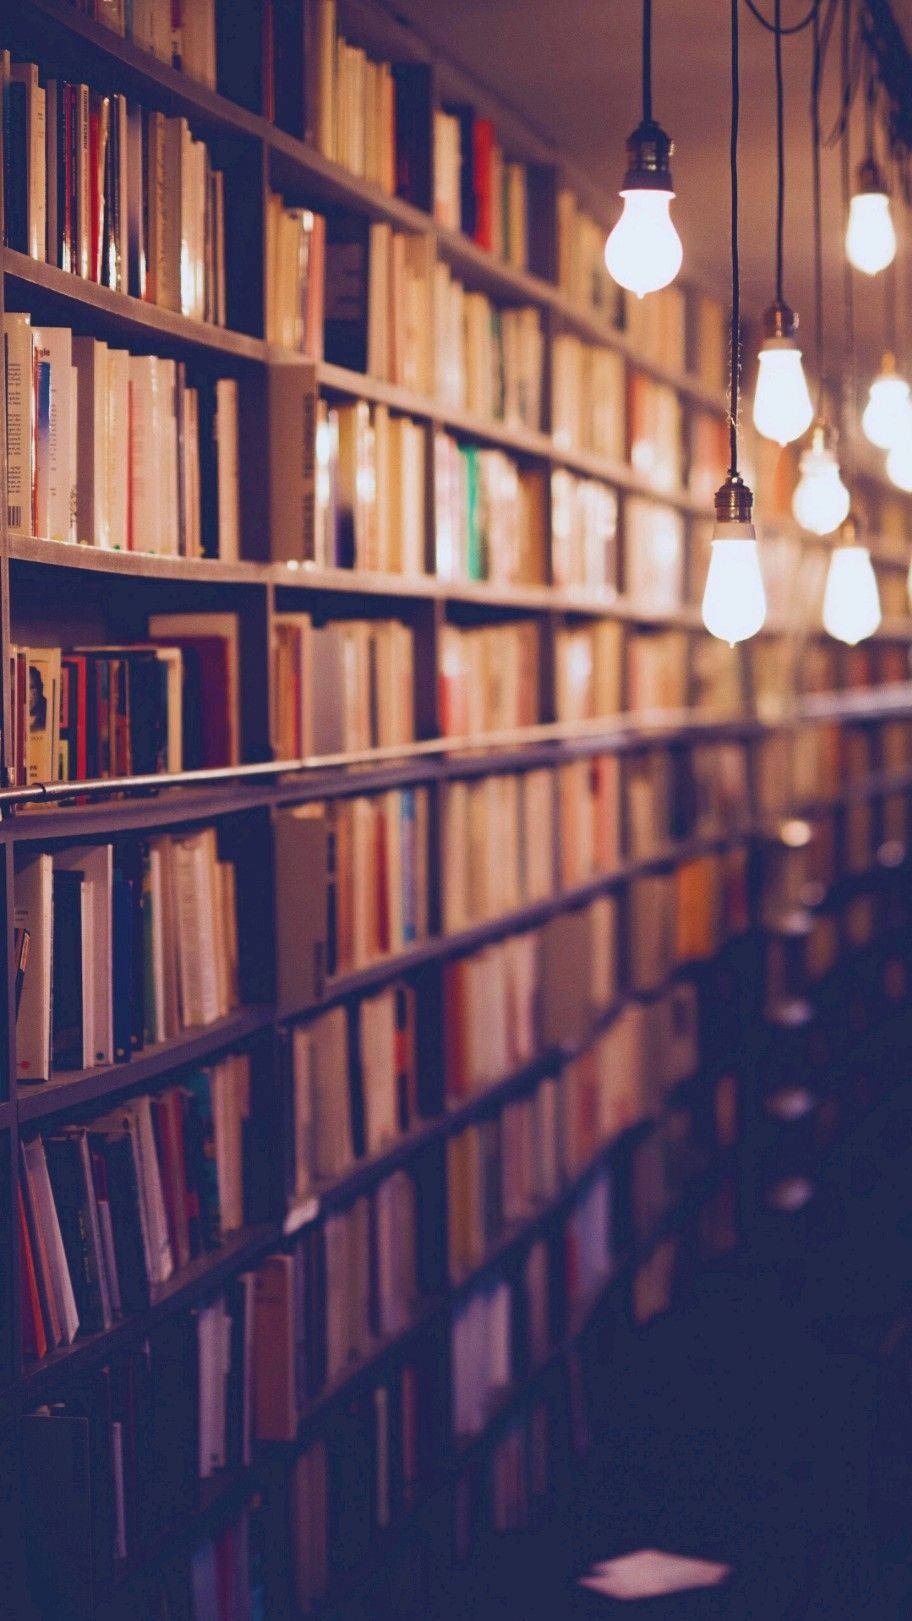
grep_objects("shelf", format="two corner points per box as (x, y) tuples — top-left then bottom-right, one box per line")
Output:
(17, 1006), (272, 1122)
(3, 250), (269, 363)
(9, 534), (267, 587)
(10, 1223), (278, 1406)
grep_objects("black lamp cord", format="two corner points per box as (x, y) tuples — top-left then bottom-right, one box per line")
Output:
(774, 0), (786, 307)
(729, 0), (741, 477)
(642, 0), (653, 124)
(812, 0), (825, 409)
(841, 0), (857, 487)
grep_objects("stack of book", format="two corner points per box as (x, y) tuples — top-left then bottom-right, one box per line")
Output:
(560, 1031), (641, 1175)
(556, 189), (616, 321)
(624, 500), (685, 610)
(9, 615), (241, 786)
(628, 373), (684, 493)
(539, 895), (619, 1048)
(446, 1077), (561, 1280)
(85, 0), (219, 89)
(315, 399), (426, 573)
(444, 933), (541, 1101)
(19, 1059), (251, 1354)
(2, 54), (226, 320)
(434, 433), (547, 584)
(4, 314), (241, 558)
(624, 285), (686, 374)
(265, 195), (326, 354)
(694, 293), (728, 393)
(253, 1167), (419, 1439)
(451, 1277), (512, 1437)
(626, 628), (688, 713)
(288, 980), (418, 1207)
(551, 337), (626, 459)
(434, 263), (544, 429)
(557, 756), (621, 887)
(553, 622), (622, 723)
(627, 750), (673, 859)
(22, 1282), (256, 1606)
(438, 621), (541, 736)
(550, 471), (618, 592)
(324, 220), (434, 391)
(274, 790), (430, 1006)
(15, 828), (241, 1082)
(442, 769), (554, 931)
(272, 613), (415, 759)
(689, 409), (730, 505)
(433, 106), (529, 268)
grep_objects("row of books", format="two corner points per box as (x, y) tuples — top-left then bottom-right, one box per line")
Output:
(624, 285), (688, 378)
(442, 769), (555, 933)
(628, 371), (684, 495)
(2, 55), (226, 322)
(288, 981), (418, 1202)
(444, 931), (542, 1103)
(19, 1059), (250, 1355)
(434, 107), (530, 269)
(4, 313), (240, 557)
(557, 758), (622, 889)
(625, 851), (750, 991)
(314, 398), (426, 573)
(274, 790), (430, 1006)
(551, 336), (625, 460)
(15, 828), (239, 1082)
(553, 622), (622, 723)
(86, 0), (219, 89)
(446, 1080), (563, 1281)
(555, 189), (617, 321)
(22, 1289), (258, 1612)
(434, 433), (547, 586)
(438, 621), (540, 738)
(265, 194), (326, 355)
(271, 613), (415, 760)
(434, 263), (544, 429)
(9, 617), (240, 787)
(551, 470), (618, 592)
(253, 1165), (419, 1438)
(318, 20), (397, 193)
(324, 219), (434, 392)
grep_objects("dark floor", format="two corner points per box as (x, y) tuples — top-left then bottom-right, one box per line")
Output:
(472, 1086), (912, 1619)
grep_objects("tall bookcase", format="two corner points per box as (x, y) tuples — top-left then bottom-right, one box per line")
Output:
(2, 2), (912, 1617)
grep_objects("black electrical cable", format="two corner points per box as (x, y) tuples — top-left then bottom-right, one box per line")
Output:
(840, 0), (857, 486)
(812, 0), (825, 407)
(642, 0), (652, 124)
(729, 0), (742, 475)
(774, 0), (786, 305)
(744, 0), (819, 34)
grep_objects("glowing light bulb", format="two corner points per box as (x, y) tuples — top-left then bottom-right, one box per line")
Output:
(862, 358), (911, 449)
(845, 161), (896, 275)
(752, 340), (814, 446)
(701, 473), (766, 645)
(887, 438), (912, 492)
(605, 190), (683, 298)
(605, 118), (682, 299)
(791, 427), (850, 536)
(822, 546), (881, 644)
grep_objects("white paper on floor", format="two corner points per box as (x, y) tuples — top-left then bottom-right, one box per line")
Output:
(579, 1548), (732, 1600)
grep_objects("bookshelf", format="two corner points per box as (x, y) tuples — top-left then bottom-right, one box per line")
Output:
(1, 1), (912, 1616)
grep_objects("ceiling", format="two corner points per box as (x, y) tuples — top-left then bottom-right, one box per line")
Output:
(388, 0), (912, 389)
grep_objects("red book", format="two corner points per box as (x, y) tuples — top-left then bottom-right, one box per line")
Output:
(472, 118), (494, 252)
(18, 1182), (48, 1361)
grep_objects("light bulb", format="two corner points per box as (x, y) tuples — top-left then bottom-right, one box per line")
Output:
(791, 426), (850, 536)
(845, 161), (896, 276)
(605, 191), (682, 298)
(887, 438), (912, 492)
(604, 118), (682, 299)
(822, 545), (881, 645)
(862, 357), (911, 450)
(701, 474), (766, 646)
(752, 341), (814, 446)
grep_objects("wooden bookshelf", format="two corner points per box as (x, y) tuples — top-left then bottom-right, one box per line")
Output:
(2, 2), (912, 1616)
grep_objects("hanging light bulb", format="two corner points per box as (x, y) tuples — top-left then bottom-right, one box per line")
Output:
(845, 158), (896, 276)
(862, 353), (912, 449)
(791, 422), (851, 535)
(822, 518), (881, 644)
(752, 302), (815, 446)
(702, 475), (767, 646)
(604, 133), (682, 298)
(604, 0), (682, 299)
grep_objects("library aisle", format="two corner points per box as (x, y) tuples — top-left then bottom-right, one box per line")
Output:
(4, 0), (912, 1616)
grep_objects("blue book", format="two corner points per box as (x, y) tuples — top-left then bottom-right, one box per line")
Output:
(34, 358), (52, 538)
